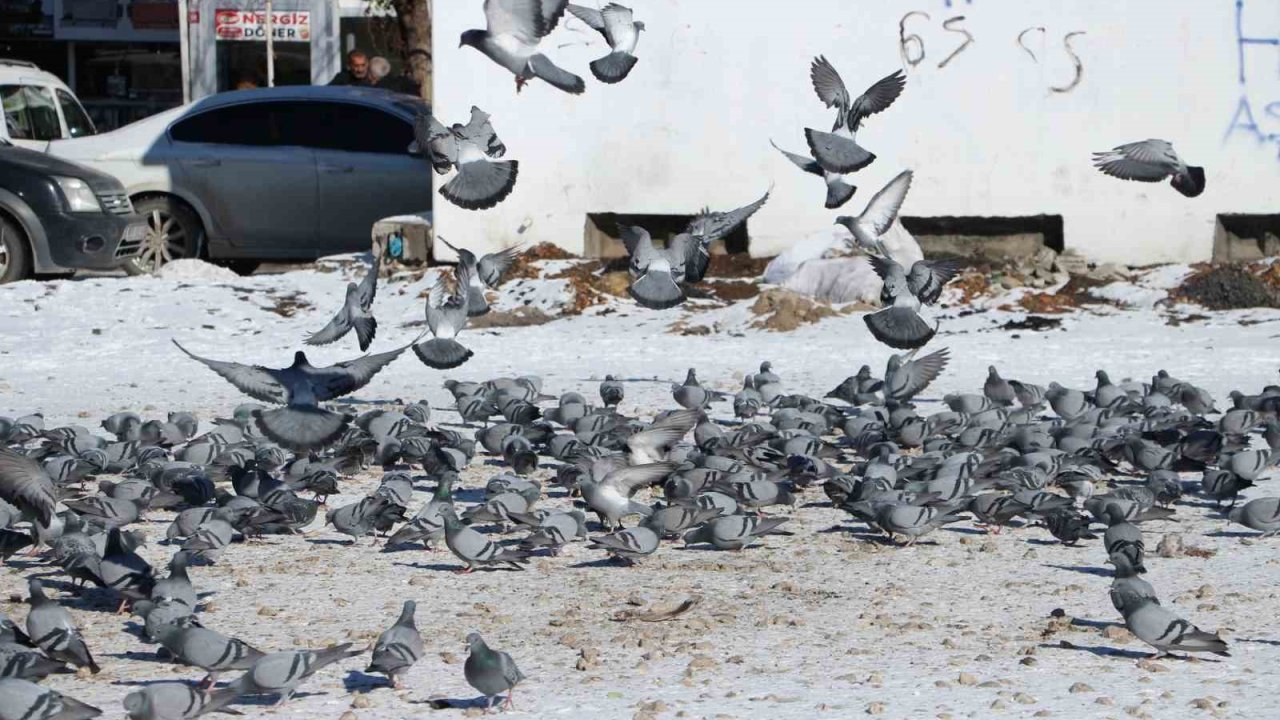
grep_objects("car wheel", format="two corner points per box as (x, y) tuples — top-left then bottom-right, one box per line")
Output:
(0, 215), (31, 284)
(124, 197), (202, 276)
(211, 259), (261, 276)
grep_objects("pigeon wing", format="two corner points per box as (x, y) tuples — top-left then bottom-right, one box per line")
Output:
(601, 3), (637, 47)
(173, 341), (289, 404)
(567, 3), (606, 32)
(1092, 139), (1178, 182)
(415, 113), (456, 175)
(606, 461), (679, 496)
(907, 258), (962, 305)
(860, 169), (913, 236)
(357, 254), (380, 309)
(684, 190), (769, 244)
(311, 346), (409, 402)
(0, 450), (57, 525)
(770, 140), (822, 176)
(484, 0), (546, 42)
(850, 69), (907, 125)
(477, 244), (524, 288)
(903, 348), (950, 398)
(304, 310), (352, 347)
(810, 55), (851, 111)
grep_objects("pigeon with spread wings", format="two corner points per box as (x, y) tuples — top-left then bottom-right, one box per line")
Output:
(568, 3), (645, 83)
(622, 225), (688, 310)
(412, 265), (475, 370)
(460, 0), (585, 94)
(864, 254), (961, 350)
(305, 254), (380, 351)
(771, 139), (858, 209)
(416, 107), (518, 211)
(804, 58), (906, 174)
(680, 190), (769, 283)
(835, 169), (913, 256)
(438, 237), (524, 317)
(1092, 139), (1205, 198)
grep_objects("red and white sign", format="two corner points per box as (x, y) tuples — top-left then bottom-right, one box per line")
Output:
(214, 9), (311, 42)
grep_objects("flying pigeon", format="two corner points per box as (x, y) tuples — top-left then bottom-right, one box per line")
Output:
(805, 58), (906, 174)
(306, 255), (379, 351)
(460, 0), (585, 94)
(771, 140), (857, 209)
(413, 265), (475, 370)
(1092, 139), (1205, 198)
(438, 237), (524, 316)
(417, 107), (518, 211)
(567, 3), (645, 83)
(883, 348), (950, 404)
(622, 225), (688, 310)
(681, 190), (770, 283)
(464, 632), (526, 712)
(835, 170), (913, 256)
(864, 254), (960, 350)
(174, 341), (407, 451)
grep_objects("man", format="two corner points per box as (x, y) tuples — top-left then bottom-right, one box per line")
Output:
(329, 50), (373, 86)
(376, 48), (428, 96)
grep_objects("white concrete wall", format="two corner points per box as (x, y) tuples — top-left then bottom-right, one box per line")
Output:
(433, 0), (1280, 263)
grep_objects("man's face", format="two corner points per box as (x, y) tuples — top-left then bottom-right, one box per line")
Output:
(350, 55), (368, 79)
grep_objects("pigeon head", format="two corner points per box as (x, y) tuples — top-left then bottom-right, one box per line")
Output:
(465, 632), (485, 651)
(1227, 505), (1245, 524)
(833, 216), (856, 232)
(459, 29), (485, 49)
(123, 690), (147, 716)
(635, 20), (647, 31)
(1173, 166), (1206, 198)
(292, 351), (310, 367)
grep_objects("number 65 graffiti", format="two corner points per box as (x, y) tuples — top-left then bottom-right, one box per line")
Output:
(899, 12), (1086, 93)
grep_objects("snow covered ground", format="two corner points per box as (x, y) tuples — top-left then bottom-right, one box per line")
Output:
(2, 259), (1279, 719)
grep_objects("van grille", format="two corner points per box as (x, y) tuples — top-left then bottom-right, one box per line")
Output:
(97, 192), (134, 216)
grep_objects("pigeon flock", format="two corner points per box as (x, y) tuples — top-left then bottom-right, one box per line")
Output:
(0, 1), (1246, 717)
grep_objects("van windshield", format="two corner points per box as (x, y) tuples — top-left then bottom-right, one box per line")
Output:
(56, 89), (96, 138)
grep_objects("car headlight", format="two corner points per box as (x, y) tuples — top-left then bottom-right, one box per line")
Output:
(53, 176), (102, 213)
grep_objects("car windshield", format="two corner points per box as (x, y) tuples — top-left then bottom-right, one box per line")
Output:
(56, 89), (96, 138)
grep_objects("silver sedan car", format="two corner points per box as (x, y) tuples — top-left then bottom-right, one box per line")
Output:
(47, 86), (431, 275)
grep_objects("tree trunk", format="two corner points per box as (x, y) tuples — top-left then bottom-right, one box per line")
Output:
(390, 0), (432, 104)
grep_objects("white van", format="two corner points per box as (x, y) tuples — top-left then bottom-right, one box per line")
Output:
(0, 59), (96, 150)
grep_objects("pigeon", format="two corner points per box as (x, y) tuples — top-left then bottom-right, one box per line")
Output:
(517, 509), (588, 554)
(388, 474), (456, 549)
(1108, 552), (1158, 611)
(222, 644), (360, 706)
(1104, 505), (1146, 572)
(642, 504), (721, 538)
(174, 341), (406, 451)
(1228, 497), (1280, 537)
(0, 678), (100, 720)
(24, 580), (99, 674)
(464, 633), (526, 712)
(326, 495), (391, 544)
(417, 107), (519, 211)
(856, 501), (966, 545)
(621, 225), (688, 310)
(438, 237), (523, 316)
(771, 139), (857, 209)
(1116, 594), (1229, 658)
(567, 3), (645, 83)
(984, 367), (1016, 406)
(305, 255), (379, 351)
(130, 599), (199, 643)
(627, 410), (698, 464)
(864, 254), (960, 349)
(1092, 139), (1205, 198)
(441, 507), (531, 572)
(413, 266), (475, 370)
(680, 191), (770, 283)
(804, 58), (906, 174)
(834, 170), (914, 256)
(599, 375), (624, 407)
(673, 369), (723, 410)
(99, 527), (155, 611)
(367, 601), (424, 688)
(460, 0), (584, 94)
(153, 623), (264, 686)
(883, 348), (949, 404)
(1038, 508), (1097, 545)
(151, 551), (197, 609)
(0, 642), (68, 681)
(588, 525), (660, 564)
(825, 366), (883, 406)
(579, 460), (677, 530)
(0, 450), (57, 530)
(682, 514), (790, 550)
(122, 682), (239, 720)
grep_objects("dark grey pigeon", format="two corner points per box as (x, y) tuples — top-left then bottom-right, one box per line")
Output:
(417, 107), (519, 211)
(0, 678), (100, 720)
(599, 375), (624, 407)
(1092, 139), (1205, 198)
(883, 348), (949, 404)
(460, 0), (584, 94)
(568, 3), (644, 83)
(622, 225), (688, 310)
(174, 341), (406, 451)
(438, 237), (523, 315)
(464, 633), (526, 712)
(680, 190), (769, 283)
(99, 527), (155, 611)
(306, 255), (379, 351)
(413, 265), (475, 370)
(24, 580), (99, 674)
(805, 59), (906, 174)
(367, 600), (424, 688)
(771, 139), (857, 209)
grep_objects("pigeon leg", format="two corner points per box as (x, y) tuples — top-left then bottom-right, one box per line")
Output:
(454, 566), (474, 575)
(504, 689), (516, 711)
(275, 689), (293, 706)
(515, 76), (526, 94)
(116, 597), (131, 615)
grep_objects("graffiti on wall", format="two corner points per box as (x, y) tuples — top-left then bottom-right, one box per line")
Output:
(1226, 0), (1280, 157)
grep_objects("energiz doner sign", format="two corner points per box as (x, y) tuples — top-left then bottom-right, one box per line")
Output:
(214, 9), (311, 42)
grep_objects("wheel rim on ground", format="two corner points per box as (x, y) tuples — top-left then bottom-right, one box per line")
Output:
(0, 229), (8, 276)
(135, 208), (190, 273)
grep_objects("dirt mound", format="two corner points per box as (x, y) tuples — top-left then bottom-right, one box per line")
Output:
(749, 288), (840, 331)
(1175, 264), (1280, 310)
(1017, 276), (1108, 314)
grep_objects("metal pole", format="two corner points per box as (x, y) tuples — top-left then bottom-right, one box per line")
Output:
(177, 0), (191, 103)
(265, 0), (275, 87)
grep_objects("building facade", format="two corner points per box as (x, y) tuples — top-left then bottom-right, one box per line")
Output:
(433, 0), (1280, 264)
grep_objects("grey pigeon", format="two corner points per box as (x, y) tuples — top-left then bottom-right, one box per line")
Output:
(417, 108), (518, 210)
(122, 682), (239, 720)
(367, 601), (424, 688)
(682, 514), (789, 550)
(151, 551), (197, 609)
(441, 508), (531, 572)
(0, 450), (58, 532)
(599, 375), (624, 407)
(1104, 505), (1146, 572)
(983, 366), (1016, 406)
(579, 460), (676, 530)
(181, 509), (238, 563)
(464, 633), (526, 712)
(327, 495), (391, 544)
(174, 341), (406, 450)
(771, 139), (857, 209)
(99, 527), (155, 611)
(413, 265), (474, 369)
(0, 612), (30, 647)
(1228, 497), (1280, 537)
(834, 171), (914, 257)
(24, 580), (98, 674)
(622, 225), (688, 310)
(516, 510), (588, 554)
(306, 256), (379, 351)
(1116, 594), (1229, 658)
(681, 190), (770, 283)
(856, 501), (965, 545)
(154, 623), (264, 686)
(0, 642), (68, 681)
(864, 253), (958, 350)
(628, 409), (698, 464)
(131, 599), (199, 643)
(223, 644), (360, 706)
(460, 0), (584, 94)
(388, 474), (455, 549)
(1092, 139), (1205, 198)
(883, 348), (949, 404)
(643, 504), (721, 538)
(1108, 553), (1157, 611)
(588, 525), (660, 564)
(438, 237), (523, 315)
(568, 3), (644, 83)
(805, 59), (905, 174)
(0, 678), (100, 720)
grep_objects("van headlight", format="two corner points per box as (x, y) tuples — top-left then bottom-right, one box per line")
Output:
(53, 176), (102, 213)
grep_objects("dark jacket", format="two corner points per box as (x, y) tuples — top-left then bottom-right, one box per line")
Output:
(376, 74), (421, 95)
(329, 71), (374, 87)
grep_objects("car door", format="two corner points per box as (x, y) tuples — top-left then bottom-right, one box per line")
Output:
(1, 85), (63, 150)
(168, 101), (319, 255)
(292, 100), (430, 254)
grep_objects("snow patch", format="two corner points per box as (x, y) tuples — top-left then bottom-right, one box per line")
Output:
(153, 259), (240, 283)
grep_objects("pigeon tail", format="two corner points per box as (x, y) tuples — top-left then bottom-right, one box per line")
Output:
(804, 128), (876, 174)
(629, 271), (685, 310)
(440, 160), (519, 211)
(825, 178), (857, 209)
(864, 307), (936, 350)
(528, 54), (586, 94)
(589, 51), (638, 83)
(252, 407), (350, 451)
(413, 339), (474, 370)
